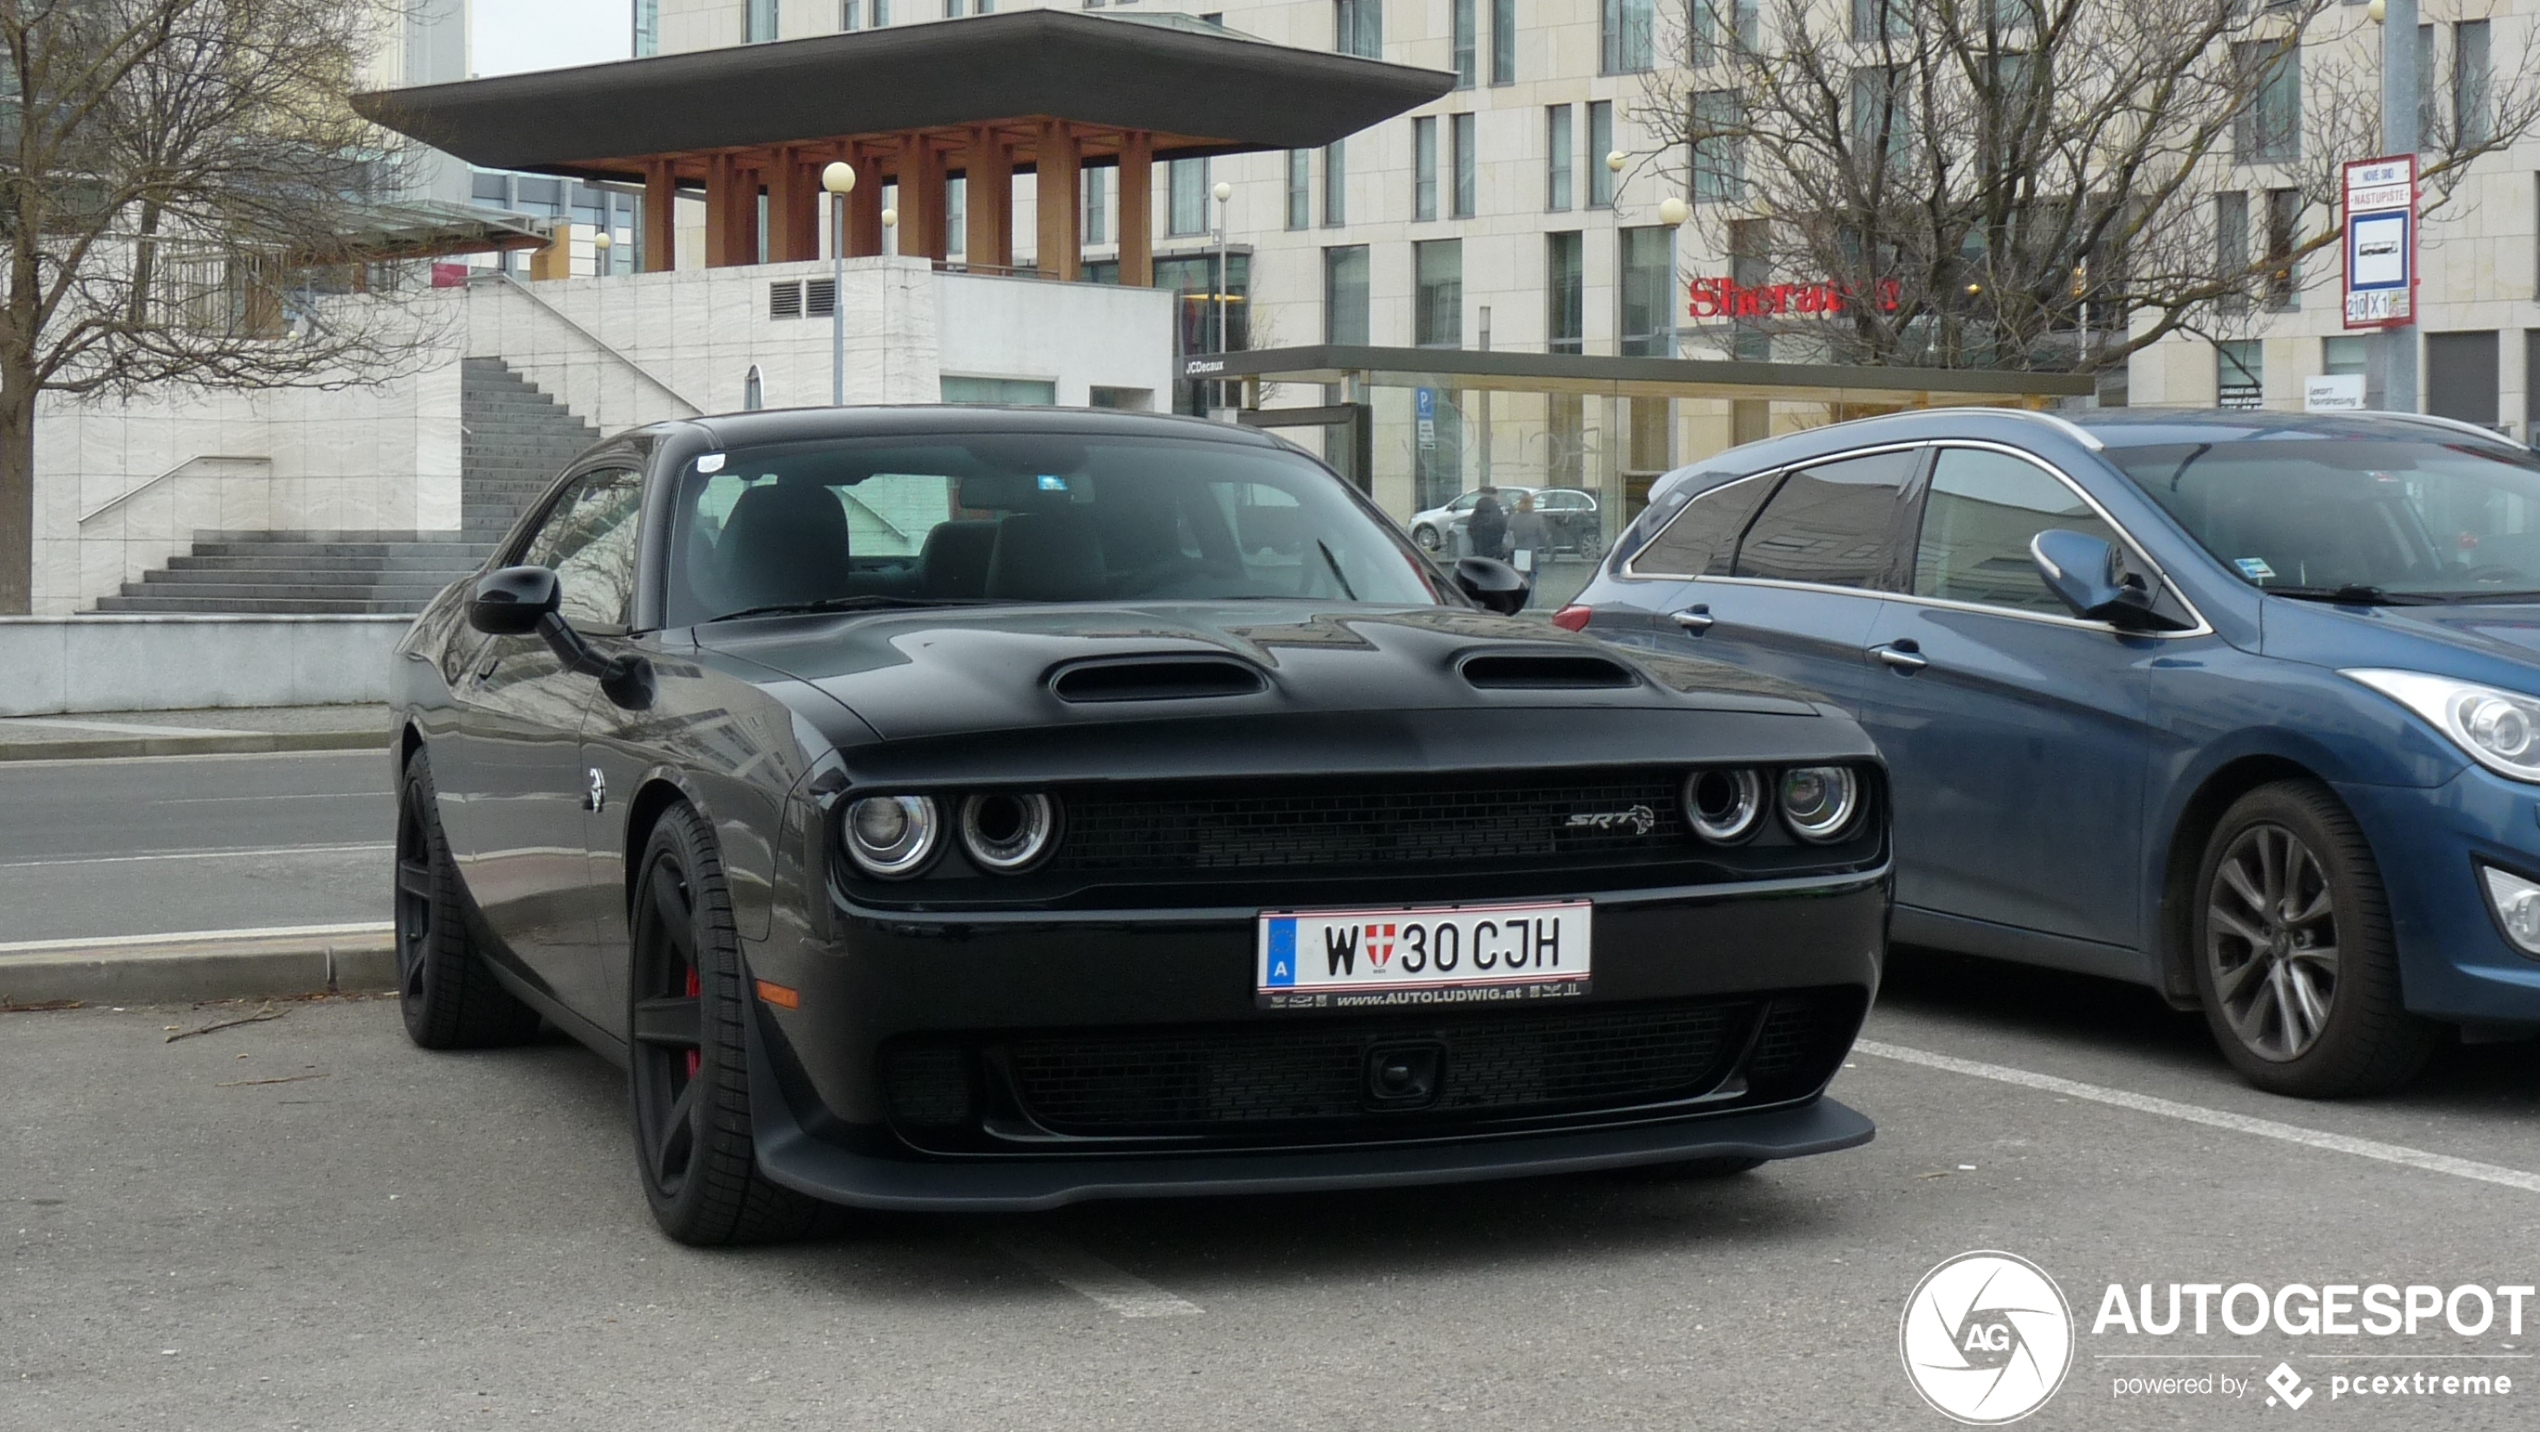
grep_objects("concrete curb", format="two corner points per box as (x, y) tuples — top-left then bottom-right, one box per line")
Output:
(0, 925), (397, 1007)
(0, 729), (385, 764)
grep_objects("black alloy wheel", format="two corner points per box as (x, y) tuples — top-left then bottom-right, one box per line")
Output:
(394, 751), (540, 1050)
(627, 803), (823, 1246)
(2189, 780), (2435, 1098)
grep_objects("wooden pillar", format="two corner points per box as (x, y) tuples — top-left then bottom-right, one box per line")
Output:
(734, 161), (761, 266)
(1034, 121), (1083, 281)
(704, 152), (736, 267)
(846, 143), (884, 257)
(1117, 132), (1153, 287)
(643, 160), (677, 272)
(964, 127), (1014, 271)
(767, 147), (818, 263)
(898, 135), (948, 263)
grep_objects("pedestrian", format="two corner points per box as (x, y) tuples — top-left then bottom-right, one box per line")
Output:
(1507, 492), (1550, 608)
(1467, 486), (1507, 562)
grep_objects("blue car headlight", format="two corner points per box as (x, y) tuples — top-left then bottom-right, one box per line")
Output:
(2345, 669), (2540, 783)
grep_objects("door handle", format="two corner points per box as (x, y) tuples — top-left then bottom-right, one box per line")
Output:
(1872, 640), (1928, 673)
(1671, 605), (1715, 634)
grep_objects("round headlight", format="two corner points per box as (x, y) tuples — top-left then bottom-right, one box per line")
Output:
(2465, 695), (2540, 764)
(1778, 766), (1860, 844)
(960, 792), (1058, 873)
(1682, 768), (1764, 843)
(845, 795), (939, 877)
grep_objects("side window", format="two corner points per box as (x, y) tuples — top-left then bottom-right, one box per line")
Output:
(1732, 448), (1919, 588)
(521, 468), (645, 628)
(1631, 472), (1777, 576)
(1913, 448), (2122, 615)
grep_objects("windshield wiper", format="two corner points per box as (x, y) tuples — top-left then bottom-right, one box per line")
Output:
(1315, 540), (1358, 601)
(703, 595), (981, 623)
(2262, 584), (2442, 606)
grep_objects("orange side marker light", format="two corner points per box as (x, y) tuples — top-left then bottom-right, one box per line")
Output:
(754, 980), (801, 1010)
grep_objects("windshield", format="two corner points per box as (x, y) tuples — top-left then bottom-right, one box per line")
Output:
(663, 432), (1442, 626)
(2107, 437), (2540, 600)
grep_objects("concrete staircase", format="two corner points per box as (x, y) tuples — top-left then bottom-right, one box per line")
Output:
(91, 360), (599, 615)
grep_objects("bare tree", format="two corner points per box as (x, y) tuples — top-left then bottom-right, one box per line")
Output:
(1639, 0), (2540, 378)
(0, 0), (435, 613)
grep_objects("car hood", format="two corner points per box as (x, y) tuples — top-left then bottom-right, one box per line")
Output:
(697, 601), (1823, 743)
(2265, 597), (2540, 689)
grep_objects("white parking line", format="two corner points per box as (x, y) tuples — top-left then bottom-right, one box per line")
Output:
(0, 922), (391, 957)
(1853, 1039), (2540, 1196)
(998, 1234), (1203, 1318)
(0, 842), (388, 871)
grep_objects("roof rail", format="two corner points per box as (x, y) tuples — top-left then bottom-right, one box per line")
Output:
(1964, 405), (2107, 451)
(2367, 410), (2531, 450)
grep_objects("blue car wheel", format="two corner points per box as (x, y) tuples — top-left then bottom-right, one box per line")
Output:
(2190, 781), (2437, 1097)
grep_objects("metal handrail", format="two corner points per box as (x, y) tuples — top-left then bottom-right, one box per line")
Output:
(479, 273), (704, 416)
(78, 455), (271, 525)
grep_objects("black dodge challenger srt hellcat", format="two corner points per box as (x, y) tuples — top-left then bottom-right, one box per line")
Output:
(389, 405), (1889, 1244)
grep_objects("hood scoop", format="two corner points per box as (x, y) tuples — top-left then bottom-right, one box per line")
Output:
(1048, 655), (1271, 703)
(1458, 651), (1639, 691)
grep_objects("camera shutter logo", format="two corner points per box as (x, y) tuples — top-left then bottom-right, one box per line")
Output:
(1900, 1251), (2074, 1424)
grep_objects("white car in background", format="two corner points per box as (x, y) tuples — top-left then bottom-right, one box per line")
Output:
(1408, 486), (1603, 557)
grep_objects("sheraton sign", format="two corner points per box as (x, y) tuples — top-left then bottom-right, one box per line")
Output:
(1686, 276), (1903, 321)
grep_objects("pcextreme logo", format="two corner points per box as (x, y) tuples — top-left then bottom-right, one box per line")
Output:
(1901, 1251), (2076, 1425)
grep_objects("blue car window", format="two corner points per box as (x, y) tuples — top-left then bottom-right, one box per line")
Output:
(1732, 448), (1918, 588)
(1913, 449), (2121, 614)
(1629, 472), (1777, 577)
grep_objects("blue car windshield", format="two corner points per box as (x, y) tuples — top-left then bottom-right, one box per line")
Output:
(663, 432), (1441, 626)
(2107, 437), (2540, 600)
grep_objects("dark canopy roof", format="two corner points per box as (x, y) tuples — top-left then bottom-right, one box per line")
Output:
(353, 11), (1455, 183)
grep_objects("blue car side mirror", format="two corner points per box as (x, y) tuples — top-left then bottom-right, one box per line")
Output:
(2031, 528), (2164, 629)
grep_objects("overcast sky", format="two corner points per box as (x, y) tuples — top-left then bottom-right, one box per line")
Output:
(473, 0), (631, 77)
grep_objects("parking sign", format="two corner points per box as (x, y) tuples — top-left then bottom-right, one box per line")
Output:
(2343, 156), (2415, 329)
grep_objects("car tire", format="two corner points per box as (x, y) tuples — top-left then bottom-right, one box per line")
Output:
(628, 803), (826, 1246)
(394, 751), (542, 1050)
(1413, 524), (1441, 552)
(2189, 780), (2436, 1098)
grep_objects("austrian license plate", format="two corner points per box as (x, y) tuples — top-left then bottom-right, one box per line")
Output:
(1256, 900), (1592, 1010)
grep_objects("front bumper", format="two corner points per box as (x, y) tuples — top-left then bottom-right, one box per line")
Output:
(2338, 768), (2540, 1024)
(738, 869), (1887, 1208)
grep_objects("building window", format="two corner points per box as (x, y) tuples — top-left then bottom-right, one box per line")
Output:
(1729, 218), (1770, 360)
(1546, 105), (1574, 210)
(2233, 41), (2300, 163)
(875, 0), (891, 21)
(1851, 0), (1904, 39)
(1326, 245), (1371, 344)
(1336, 0), (1381, 59)
(1451, 113), (1476, 218)
(1286, 151), (1311, 230)
(1492, 0), (1515, 85)
(1453, 0), (1476, 89)
(2217, 341), (2263, 409)
(1416, 239), (1463, 347)
(1413, 116), (1438, 222)
(2322, 335), (2368, 377)
(2457, 20), (2492, 147)
(1323, 139), (1348, 226)
(1692, 89), (1741, 203)
(1547, 231), (1584, 354)
(2263, 187), (2300, 311)
(1619, 226), (1674, 357)
(1850, 65), (1909, 166)
(1168, 157), (1210, 236)
(748, 0), (780, 43)
(1601, 0), (1653, 75)
(1084, 166), (1108, 245)
(2215, 189), (2249, 312)
(1692, 0), (1757, 64)
(841, 0), (860, 27)
(634, 0), (660, 55)
(1587, 101), (1614, 207)
(946, 176), (967, 259)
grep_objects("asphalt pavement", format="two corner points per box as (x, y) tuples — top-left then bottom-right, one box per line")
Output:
(0, 750), (390, 945)
(6, 959), (2537, 1431)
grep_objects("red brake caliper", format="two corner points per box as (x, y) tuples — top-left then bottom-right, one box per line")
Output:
(684, 968), (701, 1080)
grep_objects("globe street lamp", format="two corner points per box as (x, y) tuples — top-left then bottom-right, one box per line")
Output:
(822, 161), (858, 406)
(591, 227), (612, 279)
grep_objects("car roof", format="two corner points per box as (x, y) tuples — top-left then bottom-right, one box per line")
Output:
(648, 403), (1294, 452)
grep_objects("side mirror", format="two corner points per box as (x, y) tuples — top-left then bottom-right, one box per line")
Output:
(2031, 529), (2160, 628)
(469, 565), (560, 635)
(1454, 556), (1531, 616)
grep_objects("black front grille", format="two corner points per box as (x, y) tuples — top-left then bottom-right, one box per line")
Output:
(1051, 771), (1692, 874)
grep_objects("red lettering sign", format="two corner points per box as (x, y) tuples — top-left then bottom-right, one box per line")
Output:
(1685, 276), (1902, 322)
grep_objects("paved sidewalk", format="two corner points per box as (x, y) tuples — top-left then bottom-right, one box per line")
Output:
(0, 703), (390, 761)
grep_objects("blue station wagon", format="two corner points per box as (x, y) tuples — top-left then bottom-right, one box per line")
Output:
(1563, 408), (2540, 1096)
